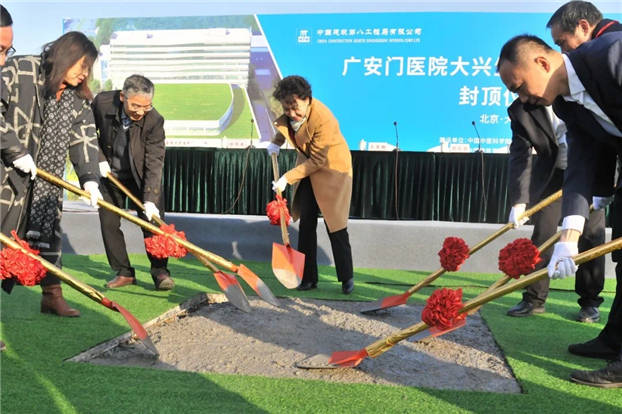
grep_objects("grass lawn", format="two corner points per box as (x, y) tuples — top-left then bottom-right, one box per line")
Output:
(212, 86), (258, 139)
(1, 255), (621, 413)
(154, 83), (258, 140)
(152, 83), (232, 121)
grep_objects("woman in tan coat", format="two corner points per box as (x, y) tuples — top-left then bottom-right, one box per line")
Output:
(268, 76), (354, 294)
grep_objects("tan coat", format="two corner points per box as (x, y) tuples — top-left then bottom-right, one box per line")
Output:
(272, 98), (352, 233)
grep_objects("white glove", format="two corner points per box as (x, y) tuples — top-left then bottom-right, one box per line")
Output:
(99, 161), (111, 178)
(272, 175), (288, 193)
(267, 142), (281, 156)
(82, 181), (102, 209)
(592, 195), (614, 210)
(12, 154), (37, 180)
(143, 201), (160, 221)
(547, 241), (579, 279)
(508, 203), (529, 228)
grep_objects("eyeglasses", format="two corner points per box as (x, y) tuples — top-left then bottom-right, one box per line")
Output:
(1, 46), (15, 58)
(128, 102), (153, 112)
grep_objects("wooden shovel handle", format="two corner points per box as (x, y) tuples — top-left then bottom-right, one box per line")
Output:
(105, 173), (165, 227)
(270, 153), (291, 246)
(0, 232), (107, 304)
(405, 189), (562, 296)
(367, 234), (622, 359)
(468, 189), (562, 255)
(105, 173), (223, 273)
(36, 168), (238, 273)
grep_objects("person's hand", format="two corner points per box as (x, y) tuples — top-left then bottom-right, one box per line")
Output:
(508, 203), (529, 228)
(547, 241), (578, 279)
(272, 176), (288, 193)
(143, 201), (160, 221)
(267, 142), (281, 156)
(12, 154), (37, 180)
(82, 181), (102, 209)
(99, 161), (111, 178)
(592, 195), (614, 210)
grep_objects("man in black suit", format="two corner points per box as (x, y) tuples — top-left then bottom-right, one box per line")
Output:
(497, 32), (622, 387)
(505, 100), (605, 321)
(93, 74), (174, 291)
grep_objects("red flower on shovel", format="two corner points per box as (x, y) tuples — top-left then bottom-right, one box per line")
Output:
(421, 288), (464, 330)
(438, 237), (469, 271)
(498, 238), (541, 279)
(145, 224), (188, 259)
(266, 194), (291, 225)
(0, 230), (47, 286)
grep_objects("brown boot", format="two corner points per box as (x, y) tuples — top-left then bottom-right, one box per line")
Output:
(41, 285), (80, 317)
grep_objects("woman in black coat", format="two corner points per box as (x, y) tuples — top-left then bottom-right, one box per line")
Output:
(0, 31), (102, 316)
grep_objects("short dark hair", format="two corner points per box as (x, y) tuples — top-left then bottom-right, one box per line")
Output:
(497, 34), (554, 70)
(273, 75), (312, 102)
(547, 1), (603, 33)
(0, 5), (12, 27)
(42, 31), (98, 100)
(122, 74), (154, 97)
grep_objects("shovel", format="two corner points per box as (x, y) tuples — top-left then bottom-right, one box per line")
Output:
(36, 168), (256, 312)
(104, 173), (277, 309)
(0, 232), (158, 355)
(301, 234), (622, 369)
(412, 224), (563, 342)
(359, 189), (562, 314)
(411, 204), (596, 342)
(270, 153), (304, 288)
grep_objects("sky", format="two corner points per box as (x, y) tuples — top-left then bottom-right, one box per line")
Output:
(4, 0), (622, 54)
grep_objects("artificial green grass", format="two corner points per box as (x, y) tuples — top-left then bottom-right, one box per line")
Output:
(2, 255), (621, 413)
(152, 83), (232, 120)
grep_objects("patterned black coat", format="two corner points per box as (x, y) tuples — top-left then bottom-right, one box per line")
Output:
(0, 55), (99, 237)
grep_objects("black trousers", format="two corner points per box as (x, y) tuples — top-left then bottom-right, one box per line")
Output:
(1, 183), (63, 290)
(524, 170), (605, 307)
(296, 177), (353, 284)
(98, 176), (169, 280)
(599, 190), (622, 350)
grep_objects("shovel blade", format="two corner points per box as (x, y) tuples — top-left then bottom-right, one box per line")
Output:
(296, 353), (339, 369)
(112, 302), (159, 356)
(360, 291), (411, 314)
(213, 271), (252, 313)
(236, 264), (280, 307)
(411, 317), (467, 342)
(329, 349), (369, 367)
(272, 243), (303, 288)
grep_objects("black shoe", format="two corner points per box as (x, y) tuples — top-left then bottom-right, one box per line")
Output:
(570, 359), (622, 388)
(506, 300), (545, 317)
(568, 337), (620, 360)
(577, 306), (600, 323)
(342, 278), (354, 295)
(154, 274), (175, 291)
(296, 281), (317, 291)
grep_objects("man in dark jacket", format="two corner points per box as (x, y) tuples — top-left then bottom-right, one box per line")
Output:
(93, 74), (173, 290)
(505, 99), (605, 321)
(498, 31), (622, 387)
(547, 1), (622, 53)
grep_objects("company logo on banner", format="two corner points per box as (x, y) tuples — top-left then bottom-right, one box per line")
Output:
(297, 30), (311, 43)
(257, 12), (568, 152)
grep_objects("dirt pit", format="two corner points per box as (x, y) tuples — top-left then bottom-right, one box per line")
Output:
(73, 294), (520, 393)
